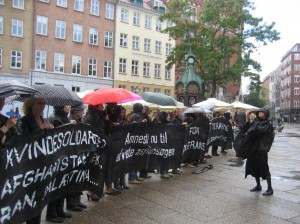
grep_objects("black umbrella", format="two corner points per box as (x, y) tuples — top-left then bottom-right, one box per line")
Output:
(0, 80), (38, 98)
(141, 92), (177, 106)
(20, 85), (82, 107)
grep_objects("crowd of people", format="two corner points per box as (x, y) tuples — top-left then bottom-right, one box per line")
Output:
(0, 96), (276, 223)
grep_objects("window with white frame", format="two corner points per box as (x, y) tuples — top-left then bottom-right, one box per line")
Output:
(105, 31), (113, 48)
(143, 62), (150, 77)
(164, 89), (170, 96)
(39, 0), (49, 2)
(74, 0), (84, 12)
(295, 75), (300, 83)
(0, 16), (3, 34)
(12, 0), (24, 9)
(143, 87), (149, 92)
(121, 9), (128, 23)
(72, 55), (81, 74)
(166, 20), (172, 28)
(73, 24), (83, 42)
(36, 16), (48, 36)
(89, 27), (98, 45)
(120, 33), (127, 47)
(133, 12), (140, 26)
(294, 87), (300, 95)
(88, 58), (97, 76)
(11, 19), (23, 37)
(132, 60), (138, 75)
(90, 0), (100, 16)
(104, 61), (112, 78)
(119, 58), (126, 73)
(294, 100), (300, 108)
(155, 41), (161, 54)
(55, 20), (66, 39)
(154, 88), (160, 93)
(57, 0), (67, 7)
(145, 15), (151, 29)
(156, 19), (162, 31)
(294, 53), (300, 60)
(165, 66), (171, 79)
(154, 64), (161, 78)
(10, 50), (22, 69)
(0, 48), (2, 67)
(132, 36), (139, 50)
(294, 64), (300, 71)
(119, 85), (126, 89)
(54, 53), (65, 72)
(105, 3), (114, 20)
(144, 38), (151, 52)
(35, 50), (46, 70)
(166, 43), (172, 55)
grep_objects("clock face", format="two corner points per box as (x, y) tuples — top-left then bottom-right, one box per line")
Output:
(188, 57), (194, 64)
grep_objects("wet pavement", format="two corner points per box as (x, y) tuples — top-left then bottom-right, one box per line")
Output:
(41, 123), (300, 224)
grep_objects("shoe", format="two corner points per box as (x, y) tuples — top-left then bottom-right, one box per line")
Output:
(212, 153), (220, 156)
(136, 177), (144, 181)
(113, 190), (122, 194)
(67, 206), (83, 212)
(105, 191), (119, 196)
(205, 155), (213, 159)
(46, 217), (64, 223)
(129, 179), (142, 184)
(58, 213), (72, 218)
(200, 159), (207, 164)
(86, 193), (100, 201)
(172, 169), (182, 174)
(250, 186), (262, 192)
(262, 189), (273, 196)
(160, 174), (170, 179)
(115, 186), (123, 191)
(78, 202), (87, 209)
(167, 173), (174, 177)
(140, 174), (152, 178)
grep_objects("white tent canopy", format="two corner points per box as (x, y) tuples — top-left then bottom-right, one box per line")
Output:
(192, 98), (231, 110)
(230, 101), (260, 110)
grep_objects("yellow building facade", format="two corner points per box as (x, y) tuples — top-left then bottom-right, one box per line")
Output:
(114, 0), (175, 96)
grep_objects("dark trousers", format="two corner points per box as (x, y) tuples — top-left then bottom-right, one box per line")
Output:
(212, 145), (218, 155)
(26, 215), (41, 224)
(46, 196), (65, 218)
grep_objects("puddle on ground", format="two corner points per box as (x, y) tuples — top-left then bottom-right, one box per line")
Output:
(273, 171), (300, 182)
(227, 158), (245, 167)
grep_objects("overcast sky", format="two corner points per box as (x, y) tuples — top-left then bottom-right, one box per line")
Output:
(242, 0), (300, 92)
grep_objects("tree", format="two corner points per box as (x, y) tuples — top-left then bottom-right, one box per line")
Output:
(243, 76), (268, 108)
(161, 0), (280, 97)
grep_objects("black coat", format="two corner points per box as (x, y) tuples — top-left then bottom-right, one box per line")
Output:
(0, 114), (17, 148)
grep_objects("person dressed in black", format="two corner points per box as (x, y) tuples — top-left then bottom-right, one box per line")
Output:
(211, 110), (221, 156)
(240, 109), (275, 196)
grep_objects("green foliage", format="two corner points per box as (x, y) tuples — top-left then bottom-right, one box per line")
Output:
(160, 0), (280, 97)
(243, 77), (268, 108)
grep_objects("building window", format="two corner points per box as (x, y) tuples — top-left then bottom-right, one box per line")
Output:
(35, 50), (47, 70)
(55, 20), (66, 39)
(294, 87), (300, 95)
(154, 64), (161, 78)
(0, 16), (3, 34)
(105, 3), (114, 20)
(54, 53), (65, 73)
(72, 86), (80, 92)
(39, 0), (49, 2)
(166, 20), (172, 28)
(120, 33), (127, 47)
(164, 89), (170, 96)
(90, 0), (100, 16)
(144, 38), (151, 52)
(294, 53), (300, 60)
(0, 48), (2, 67)
(104, 61), (112, 78)
(156, 19), (162, 31)
(145, 15), (151, 29)
(132, 36), (139, 50)
(72, 55), (81, 74)
(74, 0), (84, 12)
(295, 75), (300, 83)
(89, 27), (98, 45)
(166, 43), (172, 55)
(132, 60), (138, 75)
(155, 41), (161, 54)
(165, 67), (171, 79)
(154, 88), (160, 93)
(119, 58), (126, 73)
(104, 31), (113, 48)
(294, 100), (300, 108)
(10, 50), (22, 69)
(57, 0), (67, 7)
(36, 16), (48, 36)
(143, 62), (150, 77)
(11, 19), (23, 37)
(119, 85), (126, 89)
(133, 12), (140, 26)
(12, 0), (24, 9)
(294, 64), (300, 71)
(88, 58), (97, 76)
(73, 24), (83, 42)
(121, 9), (128, 23)
(143, 87), (149, 92)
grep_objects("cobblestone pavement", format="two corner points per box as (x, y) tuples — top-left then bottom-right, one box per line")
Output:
(41, 123), (300, 224)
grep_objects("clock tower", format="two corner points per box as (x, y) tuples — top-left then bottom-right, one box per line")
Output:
(175, 51), (204, 106)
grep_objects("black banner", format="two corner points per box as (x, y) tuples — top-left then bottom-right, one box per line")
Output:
(109, 122), (185, 179)
(182, 119), (210, 163)
(206, 117), (234, 149)
(0, 123), (106, 224)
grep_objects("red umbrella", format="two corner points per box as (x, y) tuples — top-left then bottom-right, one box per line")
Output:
(83, 88), (142, 105)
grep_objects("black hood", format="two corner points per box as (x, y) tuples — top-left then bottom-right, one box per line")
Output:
(133, 103), (143, 113)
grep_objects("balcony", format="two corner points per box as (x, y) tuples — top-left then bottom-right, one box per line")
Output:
(131, 0), (143, 7)
(154, 6), (166, 13)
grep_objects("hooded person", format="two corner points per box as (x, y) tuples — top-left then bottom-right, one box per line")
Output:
(235, 108), (275, 196)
